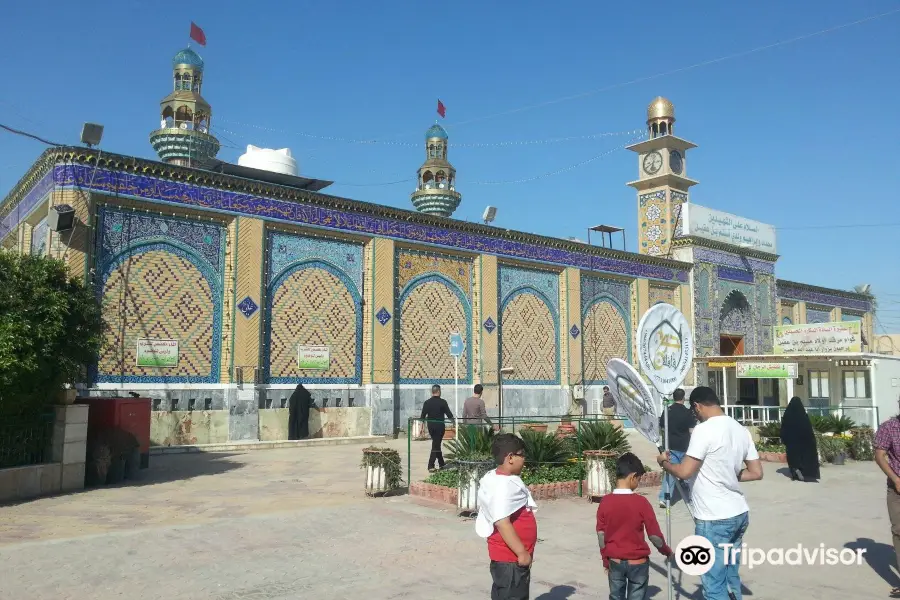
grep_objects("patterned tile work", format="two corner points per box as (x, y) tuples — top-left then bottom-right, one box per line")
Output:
(639, 190), (667, 256)
(371, 238), (396, 384)
(694, 247), (775, 275)
(94, 207), (224, 384)
(580, 275), (630, 311)
(99, 207), (224, 273)
(265, 265), (361, 383)
(0, 169), (55, 236)
(97, 250), (218, 382)
(500, 265), (559, 314)
(501, 292), (558, 383)
(397, 250), (472, 298)
(582, 301), (629, 384)
(649, 284), (676, 306)
(397, 278), (471, 383)
(30, 218), (48, 256)
(780, 302), (795, 325)
(376, 308), (392, 326)
(776, 282), (871, 312)
(671, 191), (687, 238)
(478, 254), (500, 384)
(842, 312), (863, 322)
(717, 285), (758, 354)
(483, 317), (496, 333)
(806, 307), (832, 324)
(237, 297), (258, 318)
(717, 266), (754, 284)
(55, 164), (688, 282)
(268, 232), (363, 292)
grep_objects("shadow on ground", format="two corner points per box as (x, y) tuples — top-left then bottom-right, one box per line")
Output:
(535, 585), (576, 599)
(775, 467), (819, 483)
(845, 537), (900, 591)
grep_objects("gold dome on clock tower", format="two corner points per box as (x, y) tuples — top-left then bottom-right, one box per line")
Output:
(646, 96), (675, 138)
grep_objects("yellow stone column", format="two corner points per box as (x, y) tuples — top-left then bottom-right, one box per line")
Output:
(562, 267), (582, 386)
(676, 282), (693, 328)
(633, 278), (650, 360)
(476, 254), (499, 385)
(229, 217), (264, 383)
(832, 307), (842, 322)
(367, 238), (395, 384)
(20, 223), (33, 256)
(797, 301), (807, 324)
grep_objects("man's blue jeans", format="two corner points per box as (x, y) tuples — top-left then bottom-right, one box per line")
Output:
(658, 450), (685, 504)
(695, 512), (750, 600)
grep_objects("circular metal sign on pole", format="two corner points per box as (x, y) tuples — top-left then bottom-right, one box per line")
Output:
(636, 303), (695, 396)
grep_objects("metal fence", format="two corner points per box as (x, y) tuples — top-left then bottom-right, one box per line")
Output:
(0, 412), (55, 469)
(724, 404), (879, 429)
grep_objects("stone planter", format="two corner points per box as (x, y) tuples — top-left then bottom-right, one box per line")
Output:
(832, 452), (846, 466)
(556, 424), (576, 438)
(458, 470), (480, 513)
(584, 450), (617, 499)
(57, 389), (77, 405)
(522, 423), (548, 433)
(362, 448), (401, 496)
(442, 427), (456, 440)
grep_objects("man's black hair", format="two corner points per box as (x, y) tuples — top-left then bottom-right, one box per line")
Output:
(689, 386), (721, 407)
(673, 388), (685, 402)
(492, 433), (525, 465)
(431, 384), (441, 394)
(615, 452), (646, 479)
(474, 384), (484, 395)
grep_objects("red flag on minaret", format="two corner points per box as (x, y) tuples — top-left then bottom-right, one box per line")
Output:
(190, 22), (207, 46)
(437, 100), (446, 118)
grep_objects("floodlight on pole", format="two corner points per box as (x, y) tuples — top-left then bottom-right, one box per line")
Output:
(80, 123), (104, 148)
(483, 206), (497, 225)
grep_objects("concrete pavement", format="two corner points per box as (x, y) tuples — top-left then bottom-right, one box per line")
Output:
(0, 437), (895, 599)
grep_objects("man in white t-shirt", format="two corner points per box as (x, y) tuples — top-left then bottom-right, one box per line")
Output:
(656, 386), (763, 600)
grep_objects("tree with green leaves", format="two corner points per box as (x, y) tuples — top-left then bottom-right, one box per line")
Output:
(0, 251), (103, 416)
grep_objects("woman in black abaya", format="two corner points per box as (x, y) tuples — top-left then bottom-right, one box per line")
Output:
(780, 397), (820, 482)
(288, 384), (313, 440)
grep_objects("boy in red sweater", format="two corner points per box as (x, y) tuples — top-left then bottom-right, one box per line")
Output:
(476, 433), (538, 600)
(596, 452), (672, 600)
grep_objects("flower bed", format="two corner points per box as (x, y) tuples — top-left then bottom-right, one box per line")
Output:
(411, 468), (661, 506)
(759, 451), (787, 463)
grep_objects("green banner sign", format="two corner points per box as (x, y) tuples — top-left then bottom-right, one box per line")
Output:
(736, 362), (798, 379)
(298, 345), (330, 370)
(136, 338), (179, 368)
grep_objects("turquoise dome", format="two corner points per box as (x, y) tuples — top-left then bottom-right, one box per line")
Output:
(425, 124), (448, 140)
(173, 48), (204, 70)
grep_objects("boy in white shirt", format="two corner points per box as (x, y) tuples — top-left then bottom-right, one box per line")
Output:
(656, 386), (763, 600)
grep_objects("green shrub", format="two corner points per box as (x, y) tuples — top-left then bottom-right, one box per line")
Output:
(757, 422), (781, 442)
(519, 428), (574, 467)
(809, 415), (832, 434)
(830, 416), (856, 435)
(577, 420), (631, 454)
(0, 252), (103, 417)
(758, 442), (786, 453)
(444, 425), (495, 461)
(815, 434), (848, 463)
(849, 427), (875, 461)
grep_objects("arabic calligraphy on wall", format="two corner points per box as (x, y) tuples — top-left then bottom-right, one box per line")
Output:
(53, 164), (689, 284)
(682, 204), (777, 254)
(773, 321), (862, 355)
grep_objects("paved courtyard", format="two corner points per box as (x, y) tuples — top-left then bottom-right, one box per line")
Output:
(0, 436), (896, 599)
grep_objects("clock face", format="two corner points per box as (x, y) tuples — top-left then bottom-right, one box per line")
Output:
(670, 150), (683, 174)
(643, 151), (662, 175)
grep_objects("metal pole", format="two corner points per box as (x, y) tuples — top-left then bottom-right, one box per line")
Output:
(455, 355), (459, 440)
(407, 417), (412, 488)
(664, 394), (673, 600)
(498, 373), (504, 423)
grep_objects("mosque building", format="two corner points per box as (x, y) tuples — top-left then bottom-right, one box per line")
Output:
(1, 46), (891, 443)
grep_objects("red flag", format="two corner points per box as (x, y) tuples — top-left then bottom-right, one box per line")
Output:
(190, 22), (207, 46)
(437, 100), (446, 118)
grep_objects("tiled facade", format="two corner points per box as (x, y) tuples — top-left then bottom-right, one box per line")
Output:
(499, 265), (560, 384)
(581, 275), (631, 384)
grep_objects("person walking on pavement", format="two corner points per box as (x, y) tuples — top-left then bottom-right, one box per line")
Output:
(656, 387), (763, 600)
(874, 395), (900, 597)
(602, 386), (616, 417)
(658, 388), (695, 508)
(421, 384), (454, 472)
(463, 384), (492, 426)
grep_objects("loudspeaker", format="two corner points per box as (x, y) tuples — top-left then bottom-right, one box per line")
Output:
(48, 204), (75, 232)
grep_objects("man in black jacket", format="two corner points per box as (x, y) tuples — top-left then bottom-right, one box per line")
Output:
(421, 384), (454, 471)
(658, 387), (695, 508)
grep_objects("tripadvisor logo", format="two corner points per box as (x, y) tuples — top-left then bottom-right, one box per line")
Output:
(674, 535), (866, 575)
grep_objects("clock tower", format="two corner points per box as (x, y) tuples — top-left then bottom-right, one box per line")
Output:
(626, 97), (698, 257)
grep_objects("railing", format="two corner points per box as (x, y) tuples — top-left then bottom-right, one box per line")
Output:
(0, 412), (55, 469)
(724, 404), (879, 428)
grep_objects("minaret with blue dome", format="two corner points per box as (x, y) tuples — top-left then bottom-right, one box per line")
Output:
(149, 47), (220, 166)
(410, 123), (461, 218)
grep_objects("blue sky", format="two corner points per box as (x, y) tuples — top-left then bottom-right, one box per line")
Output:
(1, 1), (899, 331)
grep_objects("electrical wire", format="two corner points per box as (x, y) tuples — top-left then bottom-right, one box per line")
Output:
(0, 123), (62, 146)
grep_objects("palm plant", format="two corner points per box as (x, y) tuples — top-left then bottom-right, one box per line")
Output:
(809, 414), (832, 434)
(829, 415), (856, 435)
(443, 425), (495, 461)
(757, 421), (782, 442)
(576, 420), (631, 454)
(519, 428), (574, 467)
